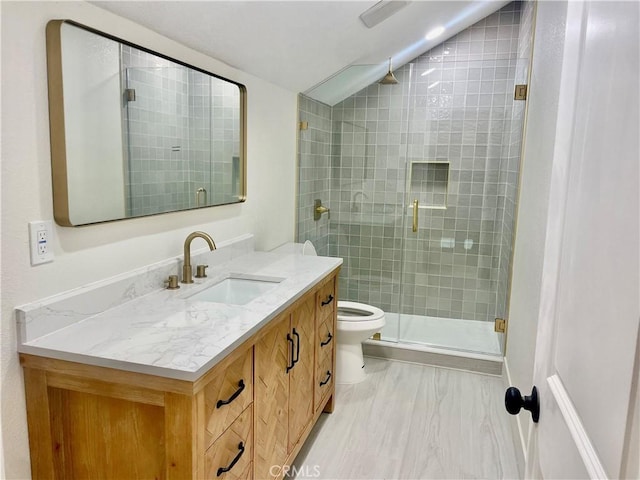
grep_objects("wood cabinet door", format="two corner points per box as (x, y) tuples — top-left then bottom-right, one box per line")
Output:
(288, 295), (315, 452)
(254, 313), (290, 479)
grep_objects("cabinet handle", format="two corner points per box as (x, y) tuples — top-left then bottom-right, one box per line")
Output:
(216, 442), (245, 477)
(319, 370), (332, 386)
(286, 334), (295, 373)
(216, 380), (245, 409)
(321, 294), (334, 306)
(292, 328), (300, 365)
(320, 331), (333, 347)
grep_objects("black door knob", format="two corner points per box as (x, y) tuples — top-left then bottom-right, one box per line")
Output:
(505, 385), (539, 423)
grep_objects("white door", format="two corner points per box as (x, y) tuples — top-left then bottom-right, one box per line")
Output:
(525, 1), (639, 478)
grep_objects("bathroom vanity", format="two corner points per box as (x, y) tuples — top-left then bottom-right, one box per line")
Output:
(17, 236), (341, 479)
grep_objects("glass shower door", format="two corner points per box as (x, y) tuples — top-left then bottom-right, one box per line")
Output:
(396, 57), (517, 357)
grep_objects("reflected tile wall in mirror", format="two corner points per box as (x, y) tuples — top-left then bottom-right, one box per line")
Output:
(123, 48), (242, 216)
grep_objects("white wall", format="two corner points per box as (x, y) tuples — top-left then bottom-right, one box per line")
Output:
(0, 1), (297, 477)
(505, 0), (568, 463)
(61, 22), (126, 224)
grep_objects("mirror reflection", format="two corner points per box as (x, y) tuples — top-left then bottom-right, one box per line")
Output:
(47, 20), (246, 226)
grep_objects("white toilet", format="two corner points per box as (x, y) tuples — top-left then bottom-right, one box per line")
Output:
(301, 241), (386, 384)
(335, 301), (385, 384)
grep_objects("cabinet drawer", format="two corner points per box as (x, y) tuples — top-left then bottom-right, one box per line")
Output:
(205, 407), (253, 480)
(203, 347), (253, 447)
(317, 316), (334, 365)
(316, 277), (336, 320)
(315, 353), (334, 410)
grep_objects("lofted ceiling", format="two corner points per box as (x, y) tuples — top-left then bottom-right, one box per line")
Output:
(92, 1), (509, 105)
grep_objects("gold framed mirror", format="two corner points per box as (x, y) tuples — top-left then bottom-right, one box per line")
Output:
(46, 20), (247, 226)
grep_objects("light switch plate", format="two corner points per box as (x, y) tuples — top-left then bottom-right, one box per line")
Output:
(29, 220), (54, 265)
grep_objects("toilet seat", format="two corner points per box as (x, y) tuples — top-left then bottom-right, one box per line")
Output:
(337, 301), (386, 332)
(337, 301), (384, 321)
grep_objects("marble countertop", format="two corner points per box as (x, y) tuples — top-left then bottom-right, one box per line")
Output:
(18, 250), (342, 382)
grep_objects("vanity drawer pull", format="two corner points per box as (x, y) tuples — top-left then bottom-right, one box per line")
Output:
(217, 442), (245, 477)
(216, 380), (245, 409)
(321, 294), (334, 306)
(292, 328), (300, 365)
(320, 332), (333, 347)
(286, 333), (295, 373)
(319, 370), (332, 387)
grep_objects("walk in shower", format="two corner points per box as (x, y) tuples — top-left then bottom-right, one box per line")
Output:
(297, 1), (534, 358)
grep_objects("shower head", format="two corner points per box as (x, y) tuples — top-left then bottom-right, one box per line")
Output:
(379, 57), (399, 85)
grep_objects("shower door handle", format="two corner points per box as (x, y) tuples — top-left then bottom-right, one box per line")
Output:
(412, 199), (419, 233)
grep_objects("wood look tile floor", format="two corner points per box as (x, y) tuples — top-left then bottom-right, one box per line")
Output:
(292, 358), (520, 480)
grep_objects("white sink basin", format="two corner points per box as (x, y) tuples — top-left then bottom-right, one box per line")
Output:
(186, 275), (283, 305)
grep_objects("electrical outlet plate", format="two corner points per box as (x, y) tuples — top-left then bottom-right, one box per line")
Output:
(29, 220), (54, 265)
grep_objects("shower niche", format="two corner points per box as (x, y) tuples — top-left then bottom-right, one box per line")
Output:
(408, 161), (450, 209)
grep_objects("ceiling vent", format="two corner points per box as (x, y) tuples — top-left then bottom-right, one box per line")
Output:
(359, 1), (411, 28)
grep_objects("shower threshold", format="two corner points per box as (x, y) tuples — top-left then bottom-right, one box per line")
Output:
(363, 312), (503, 375)
(383, 312), (502, 355)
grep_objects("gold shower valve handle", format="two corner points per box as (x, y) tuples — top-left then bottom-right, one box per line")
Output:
(412, 199), (419, 233)
(314, 199), (330, 221)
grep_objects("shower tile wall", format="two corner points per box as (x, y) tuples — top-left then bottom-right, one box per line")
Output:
(122, 47), (191, 216)
(298, 1), (530, 323)
(297, 95), (333, 256)
(329, 75), (411, 313)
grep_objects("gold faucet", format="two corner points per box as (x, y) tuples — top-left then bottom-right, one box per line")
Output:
(182, 231), (216, 283)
